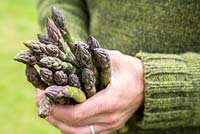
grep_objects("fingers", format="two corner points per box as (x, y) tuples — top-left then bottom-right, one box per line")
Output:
(35, 88), (45, 106)
(61, 112), (121, 126)
(73, 110), (132, 134)
(50, 90), (115, 123)
(70, 113), (111, 126)
(47, 116), (111, 134)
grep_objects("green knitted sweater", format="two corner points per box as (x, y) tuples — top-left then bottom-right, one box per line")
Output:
(37, 0), (200, 133)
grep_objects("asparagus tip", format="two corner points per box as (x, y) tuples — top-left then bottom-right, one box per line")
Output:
(46, 17), (50, 23)
(13, 56), (23, 62)
(36, 34), (42, 40)
(51, 5), (57, 11)
(23, 41), (30, 48)
(13, 52), (25, 62)
(13, 56), (17, 61)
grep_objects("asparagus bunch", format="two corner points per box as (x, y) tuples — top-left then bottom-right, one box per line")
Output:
(14, 7), (111, 118)
(14, 6), (110, 116)
(14, 6), (128, 134)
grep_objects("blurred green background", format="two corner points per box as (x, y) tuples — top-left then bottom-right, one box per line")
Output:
(0, 0), (59, 133)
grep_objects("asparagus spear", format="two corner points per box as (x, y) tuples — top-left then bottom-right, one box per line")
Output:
(81, 68), (96, 97)
(14, 50), (38, 65)
(51, 6), (67, 32)
(40, 68), (55, 86)
(24, 40), (66, 61)
(45, 44), (67, 61)
(87, 36), (102, 51)
(93, 48), (111, 89)
(45, 70), (71, 112)
(68, 74), (81, 88)
(93, 48), (110, 68)
(34, 53), (47, 62)
(45, 85), (86, 103)
(51, 6), (74, 50)
(46, 18), (62, 44)
(100, 67), (111, 88)
(39, 56), (76, 74)
(38, 97), (53, 118)
(25, 65), (47, 89)
(24, 40), (46, 54)
(37, 34), (51, 45)
(74, 41), (100, 89)
(75, 41), (89, 50)
(46, 18), (76, 64)
(54, 71), (68, 86)
(74, 42), (93, 69)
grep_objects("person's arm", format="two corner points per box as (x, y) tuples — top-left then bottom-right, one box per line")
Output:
(37, 0), (89, 41)
(135, 52), (200, 129)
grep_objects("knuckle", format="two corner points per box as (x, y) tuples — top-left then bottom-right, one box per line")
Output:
(69, 110), (80, 123)
(116, 123), (124, 130)
(108, 114), (120, 124)
(111, 122), (123, 130)
(109, 50), (123, 58)
(113, 50), (123, 55)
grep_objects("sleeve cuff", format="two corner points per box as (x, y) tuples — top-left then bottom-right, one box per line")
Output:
(135, 52), (200, 129)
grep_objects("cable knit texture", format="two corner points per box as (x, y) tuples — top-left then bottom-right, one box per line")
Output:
(37, 0), (200, 133)
(136, 52), (200, 129)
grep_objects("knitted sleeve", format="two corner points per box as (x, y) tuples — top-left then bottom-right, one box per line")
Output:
(37, 0), (89, 41)
(134, 52), (200, 129)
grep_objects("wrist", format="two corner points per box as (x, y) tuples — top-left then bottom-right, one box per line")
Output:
(125, 54), (145, 105)
(124, 53), (144, 81)
(128, 56), (144, 76)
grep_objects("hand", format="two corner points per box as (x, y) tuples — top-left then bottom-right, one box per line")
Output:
(36, 50), (144, 134)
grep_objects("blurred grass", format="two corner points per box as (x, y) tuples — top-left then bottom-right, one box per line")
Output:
(0, 0), (59, 133)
